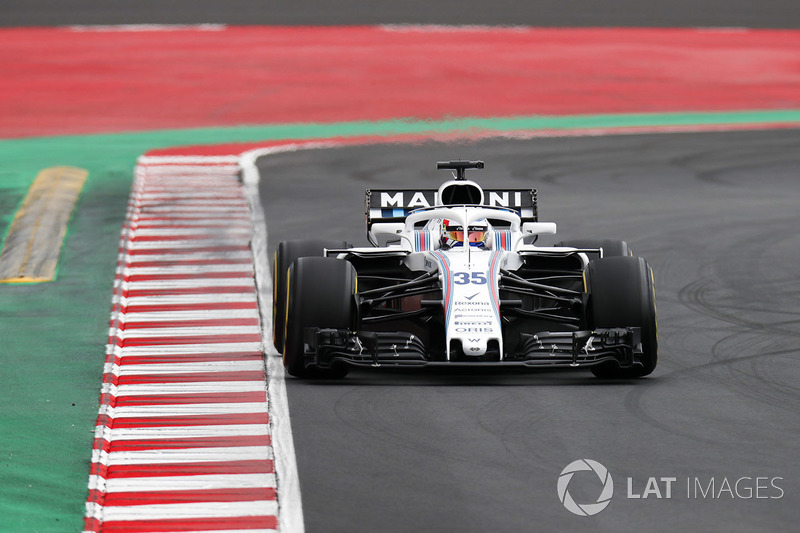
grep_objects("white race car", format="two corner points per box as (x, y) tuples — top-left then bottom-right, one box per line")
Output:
(273, 160), (657, 379)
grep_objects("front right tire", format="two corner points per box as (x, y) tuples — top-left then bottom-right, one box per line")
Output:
(584, 255), (657, 378)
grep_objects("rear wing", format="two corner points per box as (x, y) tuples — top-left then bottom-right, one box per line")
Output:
(365, 188), (538, 241)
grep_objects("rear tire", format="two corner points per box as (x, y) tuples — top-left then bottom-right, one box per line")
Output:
(272, 239), (347, 353)
(557, 239), (630, 259)
(585, 256), (657, 378)
(284, 257), (356, 379)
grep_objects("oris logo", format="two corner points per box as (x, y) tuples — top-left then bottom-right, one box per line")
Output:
(557, 459), (614, 516)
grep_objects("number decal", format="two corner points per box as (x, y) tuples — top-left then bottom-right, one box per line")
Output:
(471, 272), (487, 285)
(453, 272), (487, 285)
(454, 272), (471, 285)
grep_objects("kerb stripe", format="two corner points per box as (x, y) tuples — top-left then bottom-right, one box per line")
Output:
(84, 159), (279, 532)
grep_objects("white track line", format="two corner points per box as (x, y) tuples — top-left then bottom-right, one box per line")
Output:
(107, 447), (274, 464)
(117, 361), (265, 373)
(109, 382), (268, 396)
(100, 501), (279, 520)
(241, 148), (306, 533)
(107, 425), (271, 440)
(101, 474), (277, 491)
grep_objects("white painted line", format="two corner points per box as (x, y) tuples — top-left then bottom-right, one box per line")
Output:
(111, 403), (268, 417)
(139, 170), (238, 177)
(132, 213), (242, 220)
(242, 147), (306, 533)
(130, 212), (247, 220)
(119, 310), (258, 321)
(119, 294), (258, 305)
(129, 216), (245, 223)
(132, 228), (251, 237)
(100, 500), (278, 520)
(115, 343), (264, 355)
(137, 192), (244, 199)
(138, 156), (240, 165)
(118, 361), (264, 374)
(129, 239), (251, 250)
(137, 200), (248, 208)
(125, 251), (254, 263)
(118, 279), (255, 289)
(151, 529), (276, 533)
(111, 381), (267, 396)
(138, 205), (249, 213)
(138, 188), (243, 194)
(108, 447), (273, 464)
(102, 474), (276, 492)
(136, 187), (240, 194)
(108, 425), (270, 440)
(118, 326), (260, 338)
(123, 266), (254, 276)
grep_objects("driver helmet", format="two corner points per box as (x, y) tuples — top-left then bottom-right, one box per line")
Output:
(441, 219), (489, 248)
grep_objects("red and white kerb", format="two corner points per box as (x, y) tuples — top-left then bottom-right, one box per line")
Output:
(84, 158), (278, 532)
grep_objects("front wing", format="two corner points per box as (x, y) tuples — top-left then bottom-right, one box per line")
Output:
(303, 327), (643, 369)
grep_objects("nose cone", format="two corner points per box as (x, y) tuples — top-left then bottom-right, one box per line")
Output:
(462, 338), (488, 356)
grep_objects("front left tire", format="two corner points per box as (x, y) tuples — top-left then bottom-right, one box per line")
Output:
(272, 239), (347, 353)
(283, 256), (357, 378)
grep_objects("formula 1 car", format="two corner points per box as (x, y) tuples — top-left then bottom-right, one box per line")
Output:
(272, 160), (657, 379)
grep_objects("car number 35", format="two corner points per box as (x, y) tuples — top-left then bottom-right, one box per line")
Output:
(453, 272), (487, 285)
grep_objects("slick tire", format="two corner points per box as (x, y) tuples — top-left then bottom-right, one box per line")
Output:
(557, 239), (631, 260)
(283, 257), (356, 379)
(272, 239), (347, 353)
(585, 256), (658, 379)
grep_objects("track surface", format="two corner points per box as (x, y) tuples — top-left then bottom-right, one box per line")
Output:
(4, 0), (800, 28)
(258, 130), (800, 531)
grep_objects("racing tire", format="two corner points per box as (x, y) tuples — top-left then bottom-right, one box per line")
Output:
(585, 256), (657, 379)
(557, 239), (631, 259)
(272, 239), (347, 353)
(284, 257), (356, 379)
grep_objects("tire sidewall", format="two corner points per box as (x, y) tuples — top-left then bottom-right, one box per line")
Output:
(284, 256), (356, 378)
(273, 239), (347, 352)
(586, 256), (657, 377)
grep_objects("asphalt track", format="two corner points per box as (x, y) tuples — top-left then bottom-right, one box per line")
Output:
(258, 130), (800, 531)
(4, 0), (800, 28)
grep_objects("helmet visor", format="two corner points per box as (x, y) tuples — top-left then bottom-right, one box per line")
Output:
(445, 225), (486, 245)
(467, 228), (486, 243)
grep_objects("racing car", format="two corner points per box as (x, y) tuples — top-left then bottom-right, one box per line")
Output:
(272, 160), (657, 379)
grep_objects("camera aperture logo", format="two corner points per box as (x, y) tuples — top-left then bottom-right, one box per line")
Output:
(557, 459), (614, 516)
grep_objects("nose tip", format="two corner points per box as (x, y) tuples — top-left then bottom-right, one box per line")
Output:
(462, 339), (487, 356)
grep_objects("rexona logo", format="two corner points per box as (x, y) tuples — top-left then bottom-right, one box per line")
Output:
(557, 459), (614, 516)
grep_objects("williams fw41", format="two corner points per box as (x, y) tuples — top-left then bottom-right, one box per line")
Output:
(272, 160), (657, 379)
